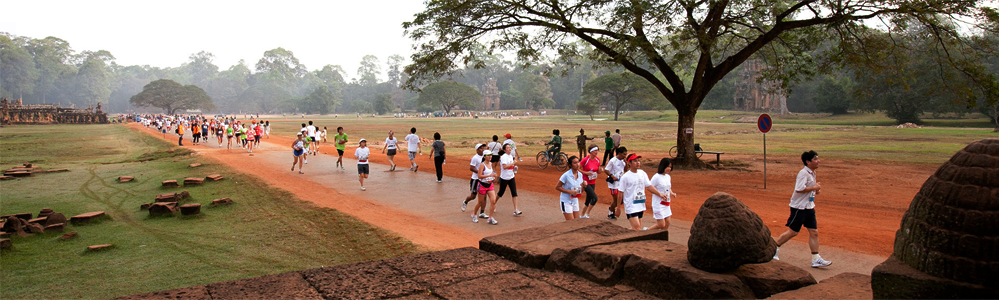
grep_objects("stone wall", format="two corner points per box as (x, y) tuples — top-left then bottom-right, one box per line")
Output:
(1, 99), (108, 125)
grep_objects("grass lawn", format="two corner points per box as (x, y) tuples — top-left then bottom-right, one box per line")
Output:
(261, 110), (995, 165)
(0, 124), (421, 299)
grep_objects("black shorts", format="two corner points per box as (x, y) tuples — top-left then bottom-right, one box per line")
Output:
(785, 207), (817, 232)
(387, 149), (397, 156)
(337, 149), (344, 156)
(490, 155), (501, 163)
(498, 178), (517, 198)
(469, 179), (480, 194)
(358, 164), (370, 174)
(626, 211), (644, 219)
(255, 135), (261, 141)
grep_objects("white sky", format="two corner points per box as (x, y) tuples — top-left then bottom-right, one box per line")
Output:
(1, 0), (427, 81)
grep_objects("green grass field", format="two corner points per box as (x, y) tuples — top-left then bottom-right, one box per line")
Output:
(264, 110), (995, 165)
(0, 125), (420, 299)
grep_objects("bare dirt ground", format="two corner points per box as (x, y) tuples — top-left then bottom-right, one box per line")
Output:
(135, 123), (936, 258)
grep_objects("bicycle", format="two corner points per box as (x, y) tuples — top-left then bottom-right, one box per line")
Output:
(536, 149), (570, 171)
(668, 143), (704, 159)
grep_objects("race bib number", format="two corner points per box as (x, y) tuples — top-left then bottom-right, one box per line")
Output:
(632, 190), (646, 204)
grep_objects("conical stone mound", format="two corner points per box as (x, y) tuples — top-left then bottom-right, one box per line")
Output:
(687, 192), (776, 272)
(873, 138), (998, 299)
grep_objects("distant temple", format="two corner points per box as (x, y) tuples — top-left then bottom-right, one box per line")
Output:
(1, 98), (109, 125)
(482, 78), (500, 110)
(733, 59), (789, 114)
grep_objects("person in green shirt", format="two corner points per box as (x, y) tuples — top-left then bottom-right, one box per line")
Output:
(333, 126), (348, 170)
(545, 129), (562, 161)
(602, 131), (614, 166)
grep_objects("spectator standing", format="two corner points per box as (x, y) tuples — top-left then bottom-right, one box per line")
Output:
(575, 129), (596, 158)
(431, 132), (446, 182)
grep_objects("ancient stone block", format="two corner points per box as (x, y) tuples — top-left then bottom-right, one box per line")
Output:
(733, 260), (817, 298)
(383, 247), (500, 277)
(149, 203), (178, 216)
(161, 180), (179, 187)
(37, 208), (54, 218)
(301, 260), (425, 299)
(188, 163), (202, 168)
(46, 169), (69, 173)
(24, 222), (44, 233)
(211, 198), (234, 206)
(0, 238), (11, 250)
(434, 271), (582, 300)
(140, 203), (152, 210)
(87, 244), (113, 251)
(69, 211), (106, 225)
(22, 163), (32, 168)
(180, 204), (201, 215)
(155, 193), (180, 202)
(118, 176), (134, 183)
(871, 256), (991, 299)
(688, 192), (776, 272)
(3, 213), (32, 220)
(27, 217), (47, 224)
(205, 174), (224, 181)
(206, 272), (321, 300)
(619, 240), (756, 299)
(4, 171), (31, 177)
(44, 212), (66, 226)
(44, 223), (65, 233)
(59, 232), (78, 240)
(0, 176), (13, 180)
(179, 190), (190, 199)
(113, 285), (211, 300)
(183, 177), (204, 186)
(769, 272), (872, 300)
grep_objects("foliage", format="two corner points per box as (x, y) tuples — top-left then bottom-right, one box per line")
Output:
(582, 73), (664, 121)
(129, 79), (215, 114)
(512, 73), (554, 110)
(0, 34), (40, 98)
(305, 85), (338, 114)
(255, 47), (306, 88)
(813, 75), (853, 115)
(351, 99), (375, 114)
(403, 0), (993, 167)
(418, 81), (480, 114)
(239, 82), (289, 113)
(375, 93), (394, 115)
(575, 99), (599, 120)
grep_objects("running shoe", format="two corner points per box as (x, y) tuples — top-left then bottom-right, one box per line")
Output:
(478, 212), (488, 219)
(581, 214), (590, 219)
(513, 210), (523, 216)
(461, 201), (468, 212)
(472, 214), (478, 223)
(304, 160), (309, 164)
(436, 180), (442, 183)
(361, 187), (366, 191)
(607, 213), (617, 220)
(487, 217), (498, 225)
(414, 166), (418, 172)
(298, 170), (304, 174)
(811, 258), (832, 268)
(642, 227), (648, 230)
(773, 248), (780, 261)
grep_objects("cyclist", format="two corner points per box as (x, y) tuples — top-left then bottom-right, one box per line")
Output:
(545, 129), (562, 162)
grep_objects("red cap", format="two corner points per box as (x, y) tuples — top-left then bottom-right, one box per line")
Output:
(626, 154), (642, 162)
(504, 133), (512, 138)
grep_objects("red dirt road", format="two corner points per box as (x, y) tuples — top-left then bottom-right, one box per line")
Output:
(136, 123), (936, 257)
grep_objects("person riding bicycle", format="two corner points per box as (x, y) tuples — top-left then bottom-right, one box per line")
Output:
(545, 129), (562, 162)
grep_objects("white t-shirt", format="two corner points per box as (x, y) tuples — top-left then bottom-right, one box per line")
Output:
(618, 170), (651, 214)
(650, 173), (671, 204)
(502, 139), (517, 156)
(405, 133), (420, 152)
(559, 170), (585, 203)
(790, 166), (817, 210)
(499, 154), (515, 180)
(306, 125), (317, 137)
(354, 147), (370, 164)
(385, 137), (398, 150)
(604, 157), (626, 189)
(470, 154), (483, 180)
(487, 141), (501, 155)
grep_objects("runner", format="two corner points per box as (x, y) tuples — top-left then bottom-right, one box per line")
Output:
(333, 127), (347, 170)
(245, 127), (255, 153)
(320, 126), (328, 143)
(264, 120), (270, 138)
(253, 122), (264, 149)
(306, 121), (318, 155)
(201, 121), (210, 146)
(487, 135), (502, 172)
(498, 143), (522, 216)
(355, 138), (370, 191)
(291, 133), (305, 174)
(556, 156), (585, 220)
(461, 144), (487, 219)
(216, 121), (224, 147)
(176, 121), (185, 146)
(618, 154), (668, 231)
(431, 132), (446, 182)
(604, 146), (628, 220)
(647, 158), (677, 231)
(225, 122), (234, 149)
(191, 121), (201, 145)
(579, 144), (602, 218)
(382, 130), (399, 171)
(404, 127), (421, 172)
(472, 150), (499, 225)
(501, 133), (521, 161)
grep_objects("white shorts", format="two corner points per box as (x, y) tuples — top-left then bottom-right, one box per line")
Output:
(560, 199), (580, 214)
(652, 202), (672, 220)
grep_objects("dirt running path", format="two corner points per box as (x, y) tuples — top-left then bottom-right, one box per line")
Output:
(133, 123), (937, 260)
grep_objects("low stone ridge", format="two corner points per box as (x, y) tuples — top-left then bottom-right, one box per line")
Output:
(44, 213), (67, 226)
(0, 175), (13, 180)
(46, 168), (69, 173)
(210, 198), (233, 206)
(155, 193), (181, 202)
(0, 238), (11, 249)
(733, 260), (817, 298)
(87, 244), (113, 251)
(688, 192), (776, 272)
(183, 177), (204, 186)
(24, 223), (44, 233)
(118, 176), (134, 183)
(870, 256), (988, 299)
(619, 240), (756, 299)
(205, 174), (224, 181)
(161, 180), (179, 187)
(43, 223), (65, 233)
(180, 204), (201, 215)
(149, 203), (179, 216)
(27, 217), (47, 224)
(3, 170), (32, 177)
(119, 247), (651, 300)
(139, 203), (152, 210)
(2, 213), (32, 220)
(188, 163), (202, 168)
(69, 211), (106, 225)
(38, 208), (54, 218)
(59, 232), (78, 240)
(480, 218), (668, 268)
(767, 272), (871, 299)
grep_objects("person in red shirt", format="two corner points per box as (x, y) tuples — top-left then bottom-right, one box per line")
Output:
(579, 144), (602, 218)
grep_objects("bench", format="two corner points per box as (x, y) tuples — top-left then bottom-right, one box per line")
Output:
(696, 151), (725, 167)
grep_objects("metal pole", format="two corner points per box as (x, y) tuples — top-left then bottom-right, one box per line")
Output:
(764, 133), (767, 189)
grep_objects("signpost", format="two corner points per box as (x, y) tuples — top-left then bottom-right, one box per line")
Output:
(757, 114), (772, 188)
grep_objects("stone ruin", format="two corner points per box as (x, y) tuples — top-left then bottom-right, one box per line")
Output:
(1, 98), (109, 125)
(733, 59), (790, 114)
(871, 138), (998, 299)
(0, 208), (98, 249)
(687, 192), (777, 272)
(481, 78), (500, 111)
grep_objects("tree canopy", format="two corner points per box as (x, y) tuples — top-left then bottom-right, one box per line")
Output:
(418, 81), (480, 114)
(403, 0), (996, 166)
(582, 72), (664, 121)
(129, 79), (215, 115)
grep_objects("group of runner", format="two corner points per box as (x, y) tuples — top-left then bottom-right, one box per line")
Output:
(460, 134), (525, 225)
(290, 123), (422, 192)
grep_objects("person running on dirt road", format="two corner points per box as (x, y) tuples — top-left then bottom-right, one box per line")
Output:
(472, 150), (499, 225)
(579, 145), (602, 218)
(405, 127), (421, 172)
(773, 150), (833, 268)
(382, 130), (399, 171)
(291, 133), (305, 174)
(556, 156), (585, 220)
(333, 127), (348, 170)
(618, 154), (667, 231)
(462, 144), (487, 218)
(647, 158), (678, 231)
(431, 132), (446, 182)
(355, 139), (371, 191)
(498, 143), (522, 216)
(604, 146), (628, 219)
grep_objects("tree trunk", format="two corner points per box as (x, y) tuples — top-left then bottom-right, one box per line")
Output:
(673, 105), (707, 169)
(614, 101), (621, 121)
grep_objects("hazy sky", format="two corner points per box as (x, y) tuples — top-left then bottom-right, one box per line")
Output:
(2, 0), (427, 81)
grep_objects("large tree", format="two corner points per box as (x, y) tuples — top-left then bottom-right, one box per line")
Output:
(418, 81), (480, 114)
(130, 79), (215, 115)
(582, 72), (663, 121)
(403, 0), (993, 167)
